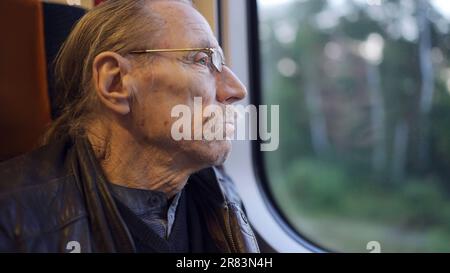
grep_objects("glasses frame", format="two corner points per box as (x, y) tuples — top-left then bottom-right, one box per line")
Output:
(129, 47), (225, 73)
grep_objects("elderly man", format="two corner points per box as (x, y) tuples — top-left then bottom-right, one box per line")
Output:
(0, 0), (259, 253)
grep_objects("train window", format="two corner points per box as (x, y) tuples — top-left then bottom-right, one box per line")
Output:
(253, 0), (450, 252)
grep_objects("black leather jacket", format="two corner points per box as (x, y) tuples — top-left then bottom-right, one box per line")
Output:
(0, 137), (259, 253)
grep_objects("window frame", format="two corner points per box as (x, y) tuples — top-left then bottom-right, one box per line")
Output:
(246, 0), (328, 253)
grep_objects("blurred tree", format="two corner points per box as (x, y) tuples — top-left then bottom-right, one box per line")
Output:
(259, 0), (450, 252)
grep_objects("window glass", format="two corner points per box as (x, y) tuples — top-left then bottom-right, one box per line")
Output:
(257, 0), (450, 252)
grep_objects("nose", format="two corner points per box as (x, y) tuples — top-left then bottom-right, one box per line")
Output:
(215, 66), (247, 104)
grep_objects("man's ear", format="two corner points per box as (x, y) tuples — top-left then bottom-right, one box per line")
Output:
(92, 51), (133, 115)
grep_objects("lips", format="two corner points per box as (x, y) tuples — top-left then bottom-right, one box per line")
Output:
(200, 106), (237, 140)
(202, 119), (235, 140)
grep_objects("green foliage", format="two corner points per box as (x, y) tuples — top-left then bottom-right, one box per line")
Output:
(269, 158), (450, 252)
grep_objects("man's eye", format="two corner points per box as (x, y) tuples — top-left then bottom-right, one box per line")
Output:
(194, 53), (210, 67)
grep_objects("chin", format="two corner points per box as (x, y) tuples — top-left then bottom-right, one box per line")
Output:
(197, 140), (232, 167)
(178, 139), (232, 170)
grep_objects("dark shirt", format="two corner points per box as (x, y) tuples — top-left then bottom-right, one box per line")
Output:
(109, 183), (181, 239)
(110, 183), (189, 253)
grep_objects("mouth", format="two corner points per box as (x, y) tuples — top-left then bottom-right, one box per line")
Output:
(201, 120), (235, 140)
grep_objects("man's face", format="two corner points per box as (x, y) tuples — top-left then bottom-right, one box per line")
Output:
(127, 2), (247, 169)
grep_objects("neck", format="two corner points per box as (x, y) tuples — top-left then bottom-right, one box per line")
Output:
(86, 121), (194, 199)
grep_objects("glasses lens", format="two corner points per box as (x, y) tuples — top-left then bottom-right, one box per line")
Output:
(212, 49), (223, 72)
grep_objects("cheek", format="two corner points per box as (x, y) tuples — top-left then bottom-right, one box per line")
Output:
(132, 70), (187, 125)
(139, 62), (216, 103)
(189, 73), (216, 99)
(130, 89), (175, 140)
(131, 66), (217, 138)
(138, 99), (174, 133)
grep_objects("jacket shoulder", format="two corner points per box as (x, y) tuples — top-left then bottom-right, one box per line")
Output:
(0, 140), (87, 249)
(0, 139), (74, 193)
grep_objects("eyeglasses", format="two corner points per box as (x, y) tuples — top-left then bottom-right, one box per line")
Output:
(129, 47), (225, 73)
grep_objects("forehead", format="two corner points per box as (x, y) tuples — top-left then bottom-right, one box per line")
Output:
(149, 1), (218, 49)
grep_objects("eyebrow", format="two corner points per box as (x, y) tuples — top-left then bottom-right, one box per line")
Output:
(191, 38), (216, 49)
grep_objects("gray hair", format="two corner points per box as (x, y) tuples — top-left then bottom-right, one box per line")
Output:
(44, 0), (192, 143)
